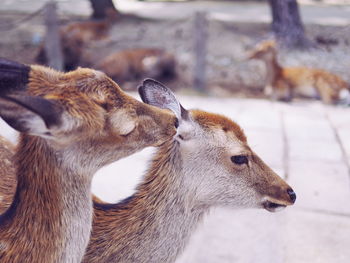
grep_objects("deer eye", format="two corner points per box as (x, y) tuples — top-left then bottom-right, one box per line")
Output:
(231, 155), (248, 165)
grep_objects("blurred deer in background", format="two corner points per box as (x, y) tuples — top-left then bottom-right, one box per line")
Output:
(82, 79), (296, 263)
(36, 10), (116, 70)
(249, 40), (350, 104)
(96, 48), (177, 85)
(0, 59), (177, 262)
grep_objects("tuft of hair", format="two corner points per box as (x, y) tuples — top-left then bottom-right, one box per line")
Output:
(191, 109), (247, 143)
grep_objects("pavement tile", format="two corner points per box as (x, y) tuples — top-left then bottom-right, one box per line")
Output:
(288, 160), (350, 215)
(285, 210), (350, 263)
(177, 208), (287, 263)
(289, 139), (343, 163)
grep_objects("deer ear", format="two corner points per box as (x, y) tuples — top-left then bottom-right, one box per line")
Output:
(0, 94), (63, 136)
(0, 58), (30, 95)
(139, 78), (188, 120)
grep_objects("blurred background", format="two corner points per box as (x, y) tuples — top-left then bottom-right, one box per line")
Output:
(0, 0), (350, 262)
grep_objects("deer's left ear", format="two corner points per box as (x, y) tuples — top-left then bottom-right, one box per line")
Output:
(138, 78), (188, 120)
(0, 94), (63, 136)
(0, 58), (30, 95)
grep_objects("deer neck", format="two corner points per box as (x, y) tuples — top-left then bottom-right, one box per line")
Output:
(261, 53), (283, 86)
(85, 141), (208, 263)
(0, 135), (93, 263)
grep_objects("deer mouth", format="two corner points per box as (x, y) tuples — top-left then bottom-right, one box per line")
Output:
(263, 201), (286, 212)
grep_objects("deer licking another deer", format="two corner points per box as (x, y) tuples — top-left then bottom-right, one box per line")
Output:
(0, 59), (177, 263)
(249, 40), (350, 104)
(82, 79), (296, 263)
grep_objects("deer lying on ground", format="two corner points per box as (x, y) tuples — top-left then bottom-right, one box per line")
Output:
(249, 40), (350, 104)
(96, 48), (176, 85)
(82, 79), (296, 263)
(0, 59), (177, 262)
(36, 12), (115, 70)
(0, 136), (15, 215)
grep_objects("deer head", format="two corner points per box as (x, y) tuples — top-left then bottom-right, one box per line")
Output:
(248, 40), (277, 62)
(140, 79), (296, 212)
(0, 58), (177, 170)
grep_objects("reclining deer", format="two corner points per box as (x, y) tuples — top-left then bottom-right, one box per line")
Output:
(0, 59), (177, 262)
(82, 79), (296, 263)
(249, 40), (350, 104)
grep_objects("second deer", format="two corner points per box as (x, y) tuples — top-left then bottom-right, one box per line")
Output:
(82, 79), (296, 263)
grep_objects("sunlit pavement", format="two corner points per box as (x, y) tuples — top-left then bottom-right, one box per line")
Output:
(3, 95), (349, 262)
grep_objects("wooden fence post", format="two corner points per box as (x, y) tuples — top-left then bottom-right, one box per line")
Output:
(43, 1), (63, 71)
(193, 11), (208, 93)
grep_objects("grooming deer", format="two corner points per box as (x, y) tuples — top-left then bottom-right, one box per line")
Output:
(0, 59), (177, 263)
(249, 40), (350, 104)
(82, 79), (296, 263)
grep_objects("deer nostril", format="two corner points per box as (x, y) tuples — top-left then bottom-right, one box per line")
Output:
(287, 188), (296, 203)
(174, 118), (179, 128)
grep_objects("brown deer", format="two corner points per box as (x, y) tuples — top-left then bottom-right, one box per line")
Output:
(96, 48), (176, 85)
(36, 12), (115, 70)
(0, 135), (15, 215)
(0, 59), (177, 262)
(82, 79), (296, 263)
(248, 40), (350, 104)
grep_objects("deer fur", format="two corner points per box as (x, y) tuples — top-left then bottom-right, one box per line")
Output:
(0, 136), (15, 215)
(96, 48), (176, 85)
(82, 79), (296, 263)
(249, 40), (350, 104)
(0, 60), (176, 262)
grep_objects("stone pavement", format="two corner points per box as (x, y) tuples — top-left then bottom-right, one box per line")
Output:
(1, 95), (350, 262)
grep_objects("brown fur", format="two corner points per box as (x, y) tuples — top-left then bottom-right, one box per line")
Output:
(96, 48), (176, 84)
(249, 41), (349, 104)
(82, 108), (295, 263)
(0, 63), (176, 262)
(0, 136), (15, 215)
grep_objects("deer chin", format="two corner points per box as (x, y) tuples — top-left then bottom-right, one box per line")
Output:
(262, 200), (286, 212)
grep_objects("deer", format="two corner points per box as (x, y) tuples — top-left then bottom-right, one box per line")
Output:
(82, 79), (296, 263)
(248, 40), (350, 104)
(0, 59), (177, 262)
(96, 48), (176, 85)
(36, 10), (116, 70)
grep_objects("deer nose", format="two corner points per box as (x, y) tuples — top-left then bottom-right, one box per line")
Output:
(287, 188), (296, 203)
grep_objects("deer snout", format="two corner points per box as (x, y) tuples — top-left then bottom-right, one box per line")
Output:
(287, 188), (296, 203)
(262, 183), (296, 213)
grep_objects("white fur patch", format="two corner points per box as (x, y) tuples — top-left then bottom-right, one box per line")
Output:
(110, 110), (136, 135)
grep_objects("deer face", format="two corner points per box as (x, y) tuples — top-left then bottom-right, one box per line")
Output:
(248, 41), (277, 62)
(139, 79), (296, 213)
(178, 110), (295, 212)
(0, 59), (177, 168)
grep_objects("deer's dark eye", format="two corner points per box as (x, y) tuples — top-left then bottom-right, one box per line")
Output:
(231, 155), (248, 165)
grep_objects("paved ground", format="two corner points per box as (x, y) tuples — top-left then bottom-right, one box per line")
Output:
(3, 95), (349, 262)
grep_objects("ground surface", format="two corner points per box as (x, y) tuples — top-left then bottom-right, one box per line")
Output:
(1, 94), (350, 263)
